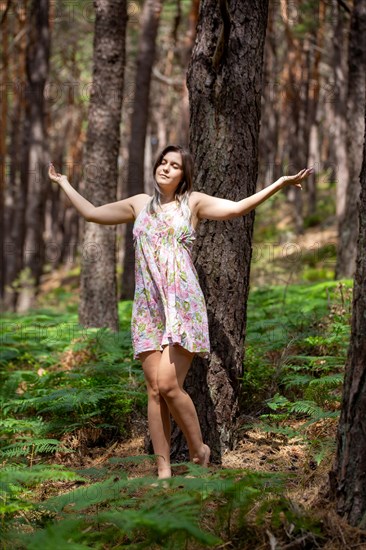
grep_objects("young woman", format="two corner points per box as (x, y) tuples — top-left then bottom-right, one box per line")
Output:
(49, 144), (312, 478)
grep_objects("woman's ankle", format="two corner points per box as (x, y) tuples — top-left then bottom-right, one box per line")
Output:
(158, 467), (172, 479)
(192, 443), (211, 467)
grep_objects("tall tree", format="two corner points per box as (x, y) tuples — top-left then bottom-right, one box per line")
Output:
(336, 0), (366, 279)
(329, 0), (350, 221)
(16, 0), (50, 312)
(171, 0), (269, 462)
(0, 2), (9, 304)
(330, 91), (366, 529)
(120, 0), (163, 300)
(79, 0), (127, 331)
(3, 1), (28, 312)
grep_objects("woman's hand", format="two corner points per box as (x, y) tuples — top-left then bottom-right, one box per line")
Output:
(280, 168), (314, 190)
(48, 163), (68, 185)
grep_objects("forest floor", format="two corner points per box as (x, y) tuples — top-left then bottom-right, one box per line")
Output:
(41, 414), (364, 549)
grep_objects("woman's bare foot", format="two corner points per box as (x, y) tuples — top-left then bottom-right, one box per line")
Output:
(192, 444), (211, 467)
(158, 467), (172, 479)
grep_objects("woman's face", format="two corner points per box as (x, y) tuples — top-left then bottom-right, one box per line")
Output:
(155, 151), (183, 191)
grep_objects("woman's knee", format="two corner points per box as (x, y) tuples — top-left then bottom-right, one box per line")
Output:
(157, 377), (180, 399)
(145, 381), (161, 403)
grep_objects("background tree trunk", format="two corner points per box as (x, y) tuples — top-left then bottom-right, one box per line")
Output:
(0, 3), (9, 304)
(170, 0), (269, 463)
(329, 0), (350, 220)
(306, 0), (326, 217)
(79, 0), (127, 331)
(336, 0), (366, 279)
(330, 90), (366, 529)
(258, 0), (281, 189)
(121, 0), (163, 301)
(16, 0), (50, 312)
(3, 1), (28, 311)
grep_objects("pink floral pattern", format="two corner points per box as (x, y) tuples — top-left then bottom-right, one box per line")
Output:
(131, 201), (210, 360)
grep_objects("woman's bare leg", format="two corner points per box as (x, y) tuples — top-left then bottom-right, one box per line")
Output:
(140, 350), (172, 479)
(157, 345), (210, 466)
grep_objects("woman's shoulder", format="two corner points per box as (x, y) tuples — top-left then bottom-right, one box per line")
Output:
(131, 193), (151, 203)
(189, 191), (204, 206)
(188, 191), (210, 212)
(189, 190), (209, 200)
(131, 194), (152, 219)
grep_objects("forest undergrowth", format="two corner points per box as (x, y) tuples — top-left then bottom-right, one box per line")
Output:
(2, 275), (366, 549)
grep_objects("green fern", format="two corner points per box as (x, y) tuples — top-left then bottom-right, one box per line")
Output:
(0, 438), (70, 458)
(308, 373), (344, 388)
(309, 437), (337, 466)
(5, 518), (88, 550)
(16, 469), (287, 549)
(0, 417), (46, 437)
(1, 463), (85, 486)
(289, 400), (330, 418)
(0, 464), (85, 518)
(97, 493), (221, 546)
(255, 422), (304, 439)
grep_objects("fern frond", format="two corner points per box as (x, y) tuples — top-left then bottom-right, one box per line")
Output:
(11, 518), (88, 550)
(282, 374), (313, 389)
(289, 400), (339, 422)
(98, 494), (221, 546)
(43, 475), (130, 513)
(289, 400), (324, 417)
(1, 463), (85, 487)
(252, 421), (304, 440)
(266, 394), (291, 411)
(0, 417), (46, 438)
(0, 346), (21, 365)
(0, 438), (71, 458)
(309, 373), (344, 388)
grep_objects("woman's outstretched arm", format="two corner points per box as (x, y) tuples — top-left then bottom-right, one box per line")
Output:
(48, 163), (147, 224)
(192, 168), (314, 221)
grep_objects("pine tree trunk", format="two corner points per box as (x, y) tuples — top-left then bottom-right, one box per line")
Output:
(336, 0), (366, 279)
(170, 0), (269, 463)
(0, 7), (9, 304)
(279, 1), (310, 234)
(306, 1), (326, 217)
(79, 0), (127, 331)
(330, 92), (366, 529)
(16, 0), (50, 312)
(120, 0), (163, 300)
(330, 0), (349, 220)
(177, 0), (200, 146)
(4, 3), (28, 312)
(258, 0), (281, 189)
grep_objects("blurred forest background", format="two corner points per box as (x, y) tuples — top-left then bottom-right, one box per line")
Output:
(1, 0), (366, 548)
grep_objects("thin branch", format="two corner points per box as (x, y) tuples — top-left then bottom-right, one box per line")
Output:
(152, 66), (183, 88)
(336, 0), (351, 14)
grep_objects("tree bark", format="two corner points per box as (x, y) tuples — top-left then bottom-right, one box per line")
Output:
(3, 0), (28, 311)
(177, 0), (200, 146)
(329, 0), (349, 220)
(79, 0), (127, 331)
(120, 0), (163, 300)
(258, 0), (281, 189)
(0, 5), (9, 304)
(330, 90), (366, 529)
(171, 0), (269, 463)
(306, 1), (326, 217)
(16, 0), (50, 312)
(336, 0), (366, 279)
(279, 0), (310, 234)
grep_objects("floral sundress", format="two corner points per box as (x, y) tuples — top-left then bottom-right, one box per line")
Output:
(131, 200), (210, 360)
